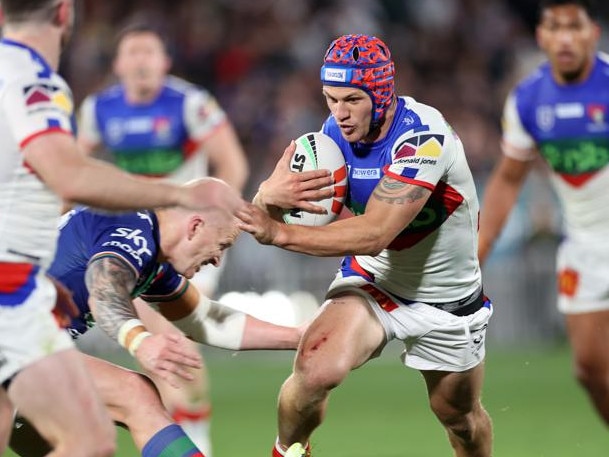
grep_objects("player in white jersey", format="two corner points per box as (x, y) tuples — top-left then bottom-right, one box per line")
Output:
(0, 1), (244, 455)
(76, 24), (250, 454)
(479, 0), (609, 425)
(238, 35), (493, 457)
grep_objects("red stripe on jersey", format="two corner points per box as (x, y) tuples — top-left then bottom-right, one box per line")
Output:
(382, 167), (436, 191)
(0, 263), (35, 293)
(19, 127), (71, 149)
(361, 283), (399, 312)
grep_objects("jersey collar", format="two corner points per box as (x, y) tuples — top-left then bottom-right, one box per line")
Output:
(0, 38), (54, 78)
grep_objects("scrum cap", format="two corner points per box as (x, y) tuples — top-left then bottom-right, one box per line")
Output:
(321, 34), (395, 128)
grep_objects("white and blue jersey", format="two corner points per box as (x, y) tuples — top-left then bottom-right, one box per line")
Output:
(0, 38), (75, 271)
(78, 76), (226, 181)
(502, 53), (609, 243)
(324, 96), (481, 303)
(48, 208), (187, 337)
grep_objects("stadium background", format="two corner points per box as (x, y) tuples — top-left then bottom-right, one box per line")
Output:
(7, 0), (609, 455)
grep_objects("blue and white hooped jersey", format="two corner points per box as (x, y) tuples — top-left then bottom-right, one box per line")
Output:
(323, 96), (481, 303)
(502, 53), (609, 243)
(0, 39), (75, 270)
(48, 208), (187, 337)
(78, 76), (226, 182)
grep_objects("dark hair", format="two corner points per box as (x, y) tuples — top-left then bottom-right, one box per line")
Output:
(0, 0), (58, 23)
(113, 23), (169, 54)
(538, 0), (598, 21)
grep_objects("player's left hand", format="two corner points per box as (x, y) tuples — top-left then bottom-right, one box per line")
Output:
(134, 333), (203, 388)
(256, 141), (334, 212)
(47, 275), (79, 328)
(236, 203), (281, 245)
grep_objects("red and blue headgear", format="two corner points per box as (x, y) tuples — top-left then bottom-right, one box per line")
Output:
(321, 34), (395, 130)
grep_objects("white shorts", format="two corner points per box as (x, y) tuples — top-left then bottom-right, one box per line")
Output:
(327, 276), (492, 372)
(0, 265), (74, 385)
(556, 240), (609, 314)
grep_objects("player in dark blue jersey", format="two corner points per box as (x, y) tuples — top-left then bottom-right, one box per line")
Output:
(479, 0), (609, 426)
(9, 178), (304, 456)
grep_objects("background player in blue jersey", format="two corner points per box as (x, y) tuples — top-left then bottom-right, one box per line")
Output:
(9, 178), (304, 456)
(76, 24), (250, 454)
(479, 0), (609, 426)
(240, 35), (493, 457)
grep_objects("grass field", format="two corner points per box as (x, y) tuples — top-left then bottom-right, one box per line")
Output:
(6, 343), (609, 456)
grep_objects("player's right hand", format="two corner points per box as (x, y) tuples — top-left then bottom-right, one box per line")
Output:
(134, 332), (202, 388)
(256, 141), (334, 213)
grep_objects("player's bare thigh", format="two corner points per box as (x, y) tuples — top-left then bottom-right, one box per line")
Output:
(565, 310), (609, 367)
(295, 293), (385, 377)
(8, 349), (115, 451)
(421, 362), (487, 416)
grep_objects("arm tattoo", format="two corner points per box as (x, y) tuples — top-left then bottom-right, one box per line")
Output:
(372, 177), (427, 205)
(85, 256), (138, 341)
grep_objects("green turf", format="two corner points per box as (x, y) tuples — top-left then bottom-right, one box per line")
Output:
(5, 344), (608, 456)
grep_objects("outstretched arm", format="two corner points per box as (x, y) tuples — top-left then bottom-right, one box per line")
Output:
(154, 283), (304, 350)
(85, 256), (202, 387)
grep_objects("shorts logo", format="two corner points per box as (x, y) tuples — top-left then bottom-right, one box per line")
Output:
(558, 268), (579, 297)
(322, 68), (347, 82)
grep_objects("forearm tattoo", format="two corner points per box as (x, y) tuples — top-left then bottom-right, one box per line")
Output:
(85, 256), (138, 341)
(372, 177), (427, 205)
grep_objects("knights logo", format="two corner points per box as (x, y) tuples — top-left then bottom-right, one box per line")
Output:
(536, 105), (555, 131)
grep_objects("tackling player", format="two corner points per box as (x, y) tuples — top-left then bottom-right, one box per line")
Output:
(479, 0), (609, 425)
(9, 179), (304, 456)
(239, 34), (493, 457)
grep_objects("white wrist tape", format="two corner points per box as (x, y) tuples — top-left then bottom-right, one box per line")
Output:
(128, 331), (152, 356)
(117, 319), (151, 356)
(172, 296), (246, 350)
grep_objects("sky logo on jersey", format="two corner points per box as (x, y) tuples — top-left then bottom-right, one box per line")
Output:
(101, 227), (152, 267)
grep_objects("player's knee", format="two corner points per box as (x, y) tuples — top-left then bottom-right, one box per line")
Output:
(430, 401), (482, 444)
(113, 371), (161, 424)
(294, 354), (350, 392)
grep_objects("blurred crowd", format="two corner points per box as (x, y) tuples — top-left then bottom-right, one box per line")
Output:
(60, 0), (607, 344)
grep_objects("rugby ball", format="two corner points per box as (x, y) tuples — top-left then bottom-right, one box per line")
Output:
(282, 132), (348, 226)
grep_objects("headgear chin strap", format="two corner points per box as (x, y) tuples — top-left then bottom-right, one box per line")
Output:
(321, 34), (395, 131)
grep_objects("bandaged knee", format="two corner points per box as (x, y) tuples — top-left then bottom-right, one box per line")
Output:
(171, 296), (245, 350)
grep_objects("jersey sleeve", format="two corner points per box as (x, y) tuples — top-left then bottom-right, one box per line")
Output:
(501, 92), (537, 161)
(385, 119), (456, 191)
(183, 88), (227, 142)
(2, 75), (74, 148)
(86, 213), (157, 279)
(77, 94), (101, 146)
(140, 263), (189, 302)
